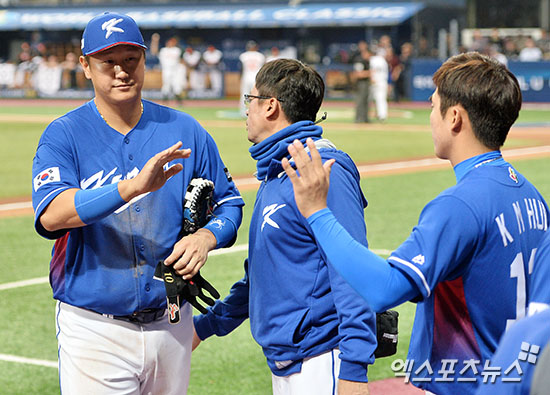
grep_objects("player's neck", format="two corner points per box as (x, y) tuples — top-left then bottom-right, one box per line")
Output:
(449, 139), (494, 167)
(95, 98), (143, 135)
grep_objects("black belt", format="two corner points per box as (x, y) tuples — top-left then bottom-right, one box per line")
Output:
(101, 308), (166, 324)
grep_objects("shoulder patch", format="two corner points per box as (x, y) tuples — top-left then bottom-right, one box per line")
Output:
(34, 167), (61, 191)
(508, 167), (518, 183)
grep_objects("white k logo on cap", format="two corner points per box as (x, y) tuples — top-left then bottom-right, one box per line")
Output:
(102, 18), (124, 39)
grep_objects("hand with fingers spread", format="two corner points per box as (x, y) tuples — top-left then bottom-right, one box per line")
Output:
(119, 141), (191, 201)
(281, 138), (335, 219)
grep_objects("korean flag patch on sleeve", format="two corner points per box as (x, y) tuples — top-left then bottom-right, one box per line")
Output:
(34, 167), (61, 191)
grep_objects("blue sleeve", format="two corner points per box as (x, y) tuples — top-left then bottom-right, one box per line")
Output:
(32, 119), (79, 239)
(193, 259), (250, 340)
(308, 208), (419, 313)
(388, 195), (479, 299)
(475, 309), (550, 395)
(528, 229), (550, 315)
(194, 129), (244, 248)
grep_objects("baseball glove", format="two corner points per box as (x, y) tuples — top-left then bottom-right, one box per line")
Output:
(183, 178), (215, 234)
(374, 310), (399, 358)
(154, 178), (220, 323)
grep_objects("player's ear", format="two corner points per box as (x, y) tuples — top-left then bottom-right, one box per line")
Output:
(450, 106), (463, 133)
(265, 97), (279, 119)
(79, 55), (92, 80)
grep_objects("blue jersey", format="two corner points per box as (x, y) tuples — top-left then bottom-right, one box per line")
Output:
(388, 157), (548, 394)
(195, 137), (377, 382)
(31, 100), (244, 316)
(475, 308), (550, 395)
(528, 229), (550, 314)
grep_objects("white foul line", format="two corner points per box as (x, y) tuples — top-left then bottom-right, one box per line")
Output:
(0, 276), (49, 291)
(0, 353), (57, 369)
(0, 201), (33, 211)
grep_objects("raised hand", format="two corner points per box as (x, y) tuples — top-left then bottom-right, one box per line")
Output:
(119, 141), (191, 201)
(281, 138), (335, 218)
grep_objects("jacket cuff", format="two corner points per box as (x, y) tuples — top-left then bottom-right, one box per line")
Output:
(193, 313), (215, 341)
(338, 360), (369, 383)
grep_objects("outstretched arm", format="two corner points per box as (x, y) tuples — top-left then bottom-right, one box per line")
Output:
(282, 138), (419, 312)
(39, 141), (191, 231)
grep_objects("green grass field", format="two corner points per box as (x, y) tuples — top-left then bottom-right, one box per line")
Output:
(0, 99), (549, 394)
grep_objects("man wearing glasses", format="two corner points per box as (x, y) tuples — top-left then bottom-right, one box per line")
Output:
(193, 58), (377, 394)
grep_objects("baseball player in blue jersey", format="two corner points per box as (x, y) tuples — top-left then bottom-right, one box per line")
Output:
(193, 59), (377, 394)
(282, 52), (549, 395)
(31, 12), (243, 394)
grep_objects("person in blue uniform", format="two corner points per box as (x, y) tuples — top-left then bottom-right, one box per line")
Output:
(31, 12), (243, 394)
(193, 58), (377, 394)
(282, 52), (549, 395)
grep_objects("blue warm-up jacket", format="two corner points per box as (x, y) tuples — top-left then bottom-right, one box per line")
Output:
(194, 139), (377, 382)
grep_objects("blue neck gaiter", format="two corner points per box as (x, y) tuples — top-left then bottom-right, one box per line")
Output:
(249, 121), (323, 181)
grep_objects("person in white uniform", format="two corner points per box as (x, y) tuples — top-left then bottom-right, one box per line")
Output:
(202, 44), (223, 95)
(239, 40), (265, 117)
(369, 51), (389, 122)
(158, 36), (186, 101)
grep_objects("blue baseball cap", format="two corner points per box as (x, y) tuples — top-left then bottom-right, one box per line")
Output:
(81, 12), (147, 56)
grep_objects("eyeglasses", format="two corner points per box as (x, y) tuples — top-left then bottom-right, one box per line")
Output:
(243, 94), (285, 105)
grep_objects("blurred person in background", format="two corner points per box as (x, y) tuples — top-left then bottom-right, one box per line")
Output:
(14, 49), (34, 89)
(155, 36), (187, 103)
(488, 28), (503, 51)
(393, 42), (413, 102)
(33, 54), (63, 96)
(519, 37), (543, 61)
(202, 44), (223, 95)
(468, 29), (488, 53)
(266, 46), (283, 62)
(536, 30), (550, 59)
(239, 40), (265, 117)
(61, 52), (79, 90)
(352, 40), (371, 123)
(369, 49), (389, 122)
(488, 45), (508, 67)
(183, 45), (204, 91)
(502, 37), (520, 60)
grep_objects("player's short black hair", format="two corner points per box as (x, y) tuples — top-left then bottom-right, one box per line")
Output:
(255, 58), (324, 124)
(433, 52), (522, 150)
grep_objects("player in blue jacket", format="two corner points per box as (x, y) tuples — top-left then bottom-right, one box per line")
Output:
(31, 12), (243, 394)
(193, 59), (377, 394)
(282, 52), (549, 395)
